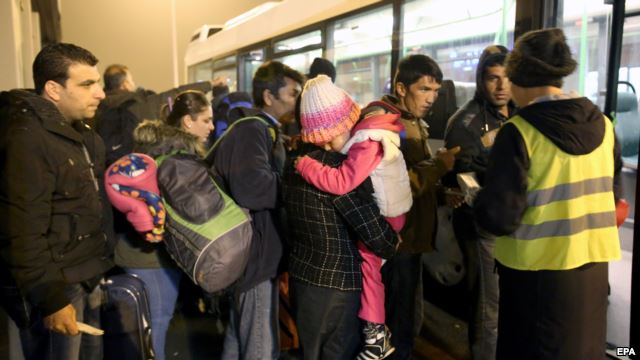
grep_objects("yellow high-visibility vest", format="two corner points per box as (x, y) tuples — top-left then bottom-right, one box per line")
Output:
(496, 115), (621, 270)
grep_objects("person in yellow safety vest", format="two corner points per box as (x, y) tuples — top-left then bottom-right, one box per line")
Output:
(473, 28), (623, 360)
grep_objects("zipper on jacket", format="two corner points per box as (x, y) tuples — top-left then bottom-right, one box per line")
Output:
(81, 145), (99, 192)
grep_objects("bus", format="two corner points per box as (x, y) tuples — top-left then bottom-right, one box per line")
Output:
(185, 0), (640, 357)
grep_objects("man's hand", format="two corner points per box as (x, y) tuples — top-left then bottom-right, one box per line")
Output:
(285, 135), (302, 152)
(210, 76), (226, 88)
(43, 304), (79, 336)
(444, 188), (465, 209)
(436, 146), (460, 171)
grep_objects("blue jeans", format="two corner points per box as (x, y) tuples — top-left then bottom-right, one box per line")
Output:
(222, 278), (279, 360)
(18, 282), (103, 360)
(125, 267), (181, 360)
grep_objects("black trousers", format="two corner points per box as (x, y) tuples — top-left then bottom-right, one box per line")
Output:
(381, 252), (423, 360)
(290, 279), (361, 360)
(497, 262), (609, 360)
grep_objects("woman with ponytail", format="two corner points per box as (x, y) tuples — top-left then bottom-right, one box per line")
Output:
(108, 90), (213, 360)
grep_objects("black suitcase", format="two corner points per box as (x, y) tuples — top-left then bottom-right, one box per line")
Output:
(101, 274), (155, 360)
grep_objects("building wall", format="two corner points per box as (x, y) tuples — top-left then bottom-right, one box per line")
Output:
(60, 0), (267, 91)
(0, 0), (40, 90)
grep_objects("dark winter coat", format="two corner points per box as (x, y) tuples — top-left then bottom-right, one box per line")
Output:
(282, 148), (398, 290)
(474, 97), (623, 236)
(443, 54), (517, 242)
(0, 90), (114, 317)
(367, 96), (447, 253)
(209, 112), (284, 293)
(444, 100), (516, 185)
(98, 81), (213, 127)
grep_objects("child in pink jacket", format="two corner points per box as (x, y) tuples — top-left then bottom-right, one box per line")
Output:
(296, 75), (412, 360)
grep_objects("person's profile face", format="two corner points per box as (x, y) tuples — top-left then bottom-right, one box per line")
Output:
(55, 63), (105, 121)
(271, 77), (302, 123)
(184, 107), (214, 143)
(509, 83), (526, 108)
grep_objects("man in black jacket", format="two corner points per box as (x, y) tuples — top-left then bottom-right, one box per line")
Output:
(0, 43), (114, 359)
(209, 61), (303, 359)
(96, 63), (226, 166)
(444, 45), (516, 360)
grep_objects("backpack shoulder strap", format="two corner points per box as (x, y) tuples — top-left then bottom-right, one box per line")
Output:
(205, 116), (275, 160)
(155, 149), (183, 167)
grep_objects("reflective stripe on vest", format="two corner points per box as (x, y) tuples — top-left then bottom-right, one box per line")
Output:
(496, 115), (620, 270)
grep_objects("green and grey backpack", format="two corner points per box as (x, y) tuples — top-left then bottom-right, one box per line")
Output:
(155, 152), (252, 293)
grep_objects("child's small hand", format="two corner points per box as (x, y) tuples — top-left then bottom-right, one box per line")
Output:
(145, 232), (163, 243)
(294, 156), (306, 173)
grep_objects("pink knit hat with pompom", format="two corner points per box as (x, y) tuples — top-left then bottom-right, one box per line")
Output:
(299, 75), (360, 145)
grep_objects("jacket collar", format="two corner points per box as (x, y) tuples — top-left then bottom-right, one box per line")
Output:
(7, 90), (84, 143)
(378, 95), (420, 122)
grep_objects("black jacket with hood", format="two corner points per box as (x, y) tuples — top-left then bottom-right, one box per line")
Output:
(443, 48), (516, 242)
(474, 97), (623, 236)
(209, 110), (284, 293)
(0, 90), (114, 318)
(444, 49), (517, 186)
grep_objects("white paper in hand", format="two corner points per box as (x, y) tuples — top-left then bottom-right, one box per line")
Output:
(457, 172), (481, 205)
(77, 321), (104, 336)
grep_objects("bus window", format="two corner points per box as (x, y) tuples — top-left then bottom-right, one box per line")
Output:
(188, 59), (213, 83)
(619, 14), (640, 103)
(606, 4), (640, 353)
(561, 0), (614, 107)
(213, 55), (238, 92)
(401, 0), (516, 107)
(274, 30), (322, 53)
(326, 5), (393, 106)
(276, 48), (323, 76)
(239, 48), (265, 94)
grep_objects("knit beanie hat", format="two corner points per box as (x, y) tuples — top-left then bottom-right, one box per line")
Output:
(105, 153), (165, 242)
(299, 75), (360, 145)
(506, 28), (577, 88)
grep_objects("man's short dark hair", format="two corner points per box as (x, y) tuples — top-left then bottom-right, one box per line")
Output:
(33, 43), (99, 95)
(103, 64), (129, 92)
(483, 53), (507, 69)
(393, 55), (443, 95)
(252, 61), (304, 108)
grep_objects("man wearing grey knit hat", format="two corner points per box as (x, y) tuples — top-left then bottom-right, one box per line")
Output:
(473, 28), (623, 360)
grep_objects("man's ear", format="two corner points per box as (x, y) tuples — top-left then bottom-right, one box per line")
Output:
(262, 89), (273, 107)
(395, 82), (407, 98)
(43, 80), (62, 102)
